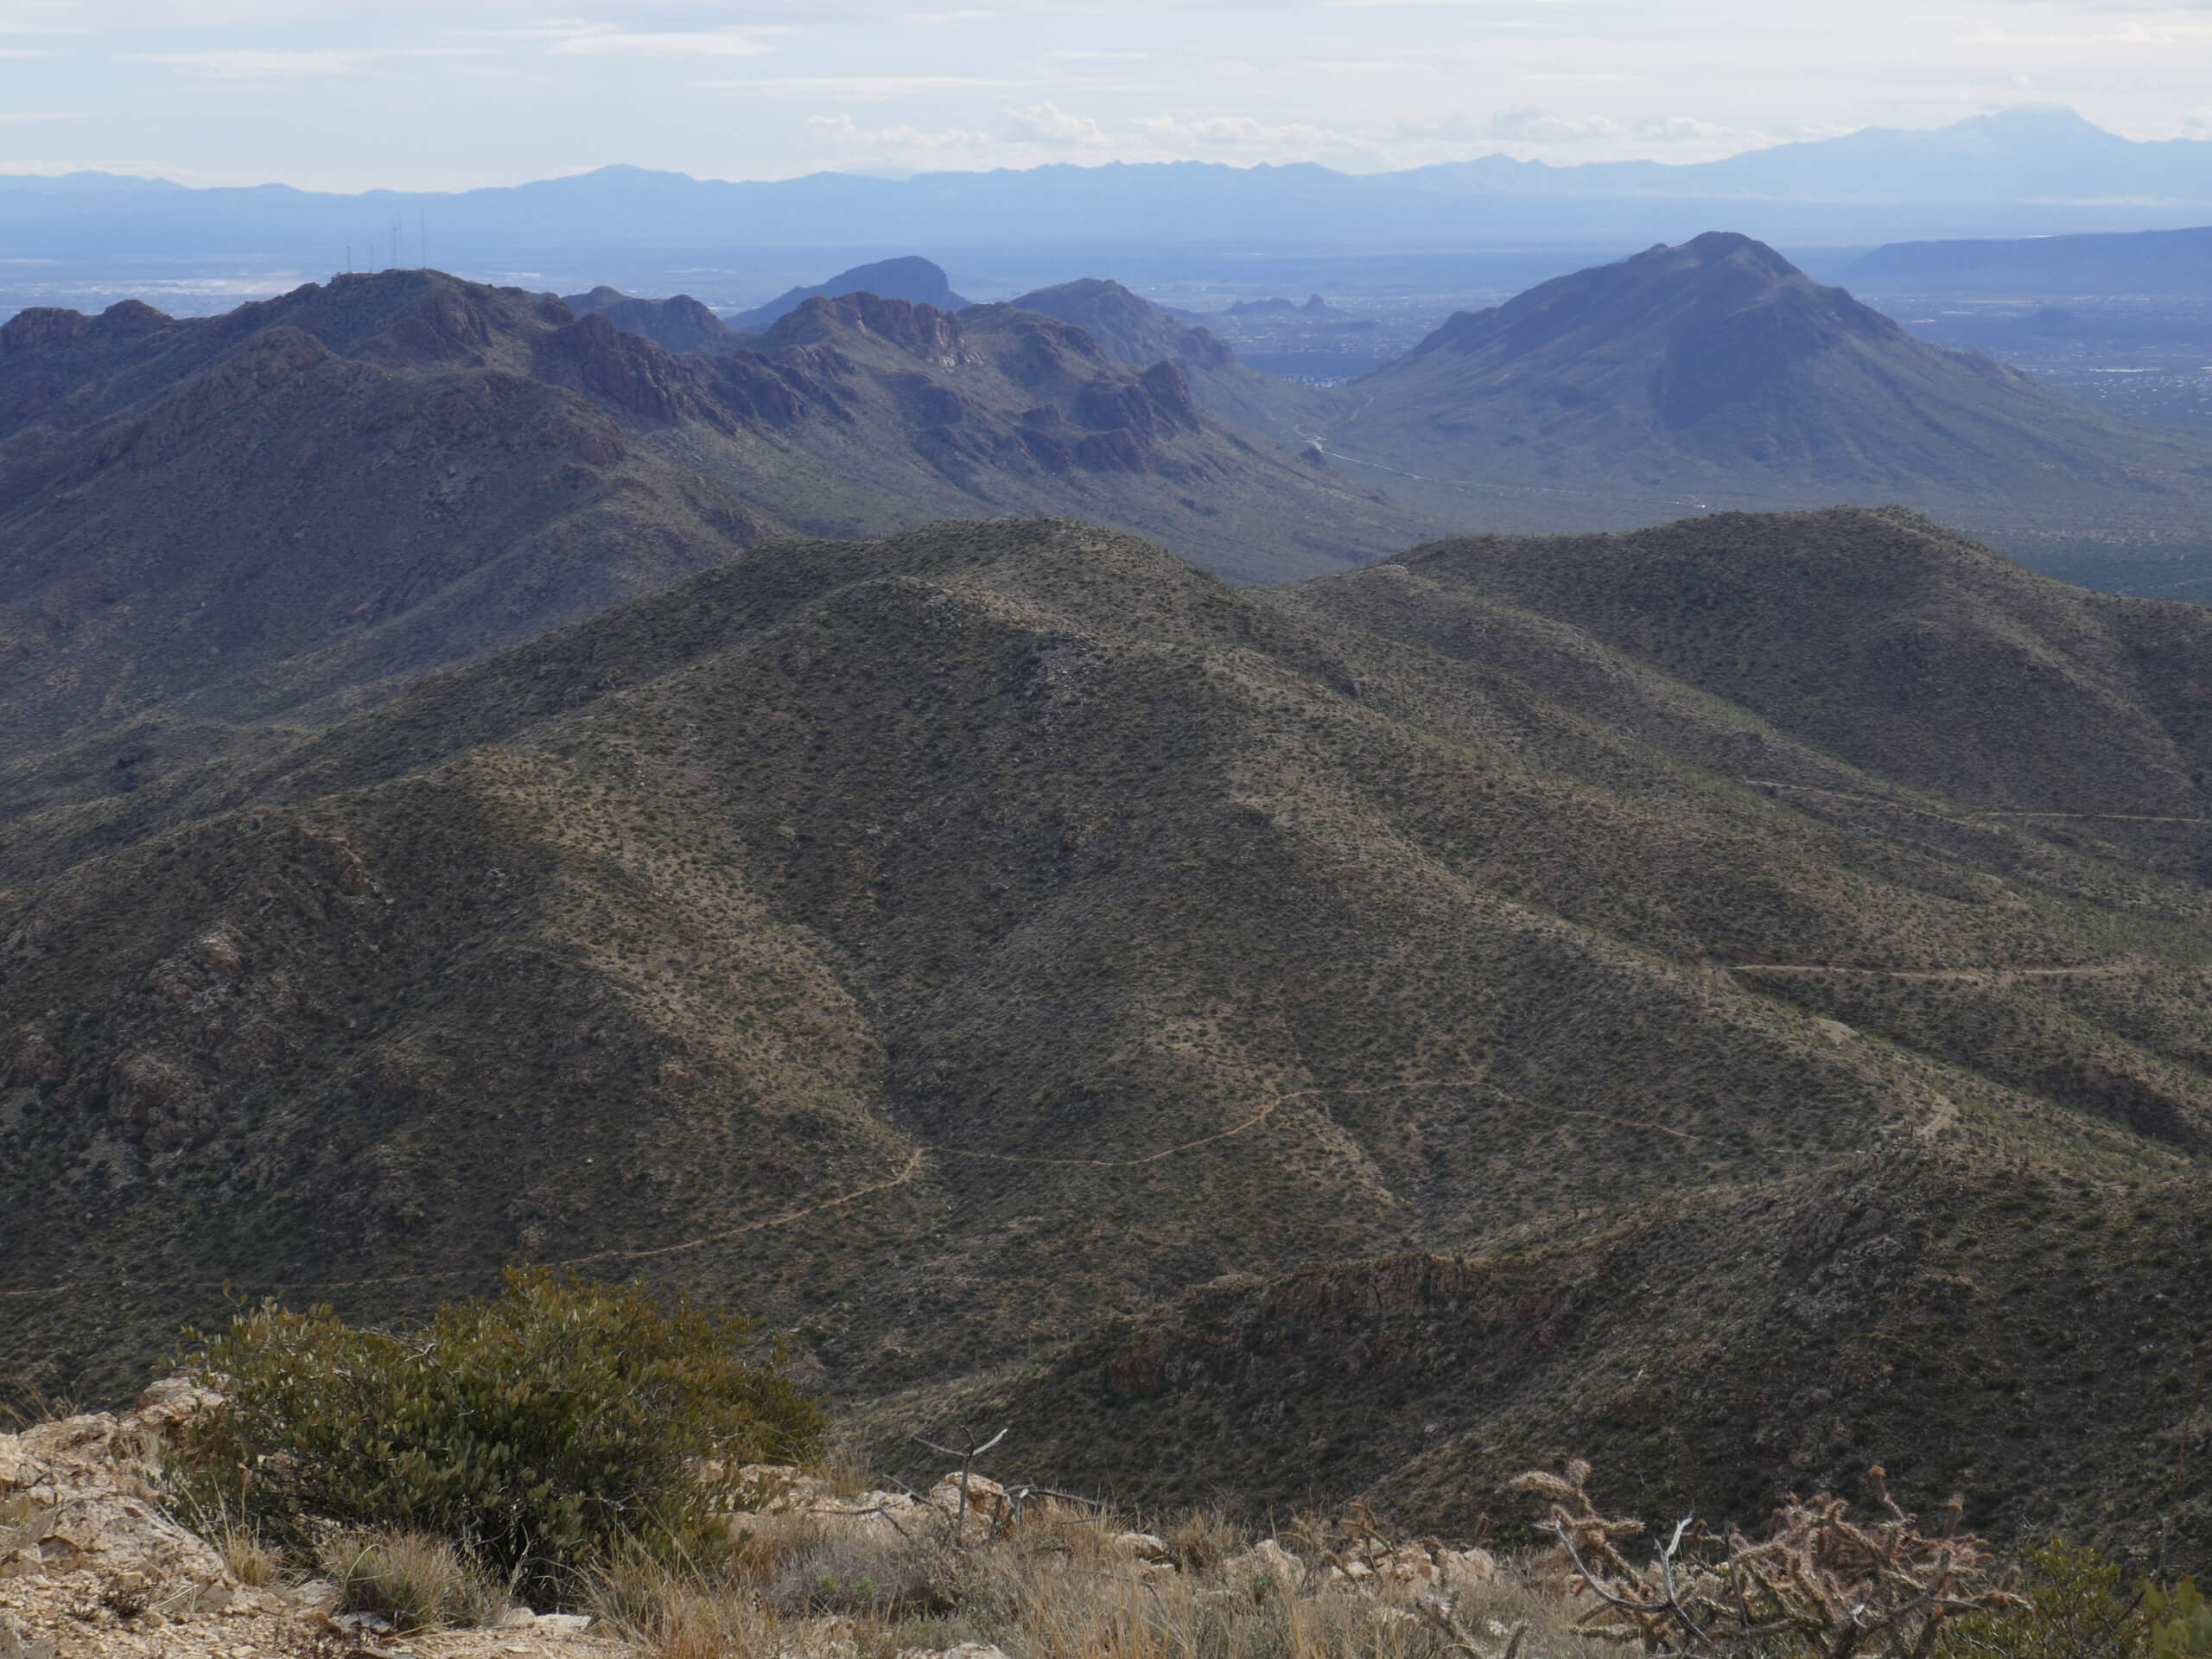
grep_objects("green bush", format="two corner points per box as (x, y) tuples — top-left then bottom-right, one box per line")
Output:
(1938, 1538), (2145, 1658)
(2150, 1580), (2212, 1658)
(178, 1268), (825, 1603)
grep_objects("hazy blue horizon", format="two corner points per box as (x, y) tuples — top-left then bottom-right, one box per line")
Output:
(7, 1), (2212, 194)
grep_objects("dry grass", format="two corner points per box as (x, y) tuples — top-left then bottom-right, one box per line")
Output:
(317, 1528), (505, 1631)
(213, 1516), (283, 1588)
(180, 1486), (283, 1589)
(588, 1492), (1615, 1659)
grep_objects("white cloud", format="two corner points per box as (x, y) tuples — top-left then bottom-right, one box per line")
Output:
(1484, 105), (1624, 143)
(1003, 101), (1112, 146)
(1630, 114), (1733, 143)
(805, 111), (991, 149)
(1134, 111), (1361, 153)
(707, 73), (1025, 98)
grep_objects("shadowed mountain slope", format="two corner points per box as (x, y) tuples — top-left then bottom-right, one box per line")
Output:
(3, 511), (2209, 1560)
(0, 270), (1427, 747)
(1325, 233), (2212, 534)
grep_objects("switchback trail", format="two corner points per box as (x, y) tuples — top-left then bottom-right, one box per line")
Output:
(1742, 777), (2212, 828)
(4, 1077), (1507, 1299)
(919, 1073), (1492, 1169)
(1726, 961), (2139, 982)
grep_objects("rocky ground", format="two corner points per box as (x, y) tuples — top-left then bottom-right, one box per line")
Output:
(0, 1381), (1520, 1659)
(0, 1382), (627, 1659)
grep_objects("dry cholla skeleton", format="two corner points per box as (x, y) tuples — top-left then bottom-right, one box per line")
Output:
(1510, 1458), (2023, 1657)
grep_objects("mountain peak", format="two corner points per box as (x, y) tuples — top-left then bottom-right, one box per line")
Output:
(1343, 229), (2175, 497)
(1411, 231), (1885, 368)
(728, 256), (968, 334)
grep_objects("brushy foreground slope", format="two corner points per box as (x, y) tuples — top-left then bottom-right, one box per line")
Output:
(1, 511), (2207, 1562)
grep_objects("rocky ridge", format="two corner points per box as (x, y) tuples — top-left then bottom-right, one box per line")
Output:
(0, 1382), (631, 1659)
(0, 270), (1426, 750)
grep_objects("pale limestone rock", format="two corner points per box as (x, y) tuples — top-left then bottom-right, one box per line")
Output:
(925, 1472), (1012, 1537)
(1217, 1537), (1305, 1592)
(1437, 1546), (1498, 1592)
(1325, 1538), (1496, 1596)
(0, 1382), (230, 1598)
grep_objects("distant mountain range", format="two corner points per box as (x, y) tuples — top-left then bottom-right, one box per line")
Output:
(8, 108), (2212, 289)
(1395, 108), (2212, 206)
(1845, 223), (2212, 296)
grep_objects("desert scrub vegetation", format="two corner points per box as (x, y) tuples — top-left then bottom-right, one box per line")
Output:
(582, 1475), (1604, 1659)
(1516, 1457), (2212, 1659)
(175, 1267), (824, 1605)
(1514, 1455), (2024, 1656)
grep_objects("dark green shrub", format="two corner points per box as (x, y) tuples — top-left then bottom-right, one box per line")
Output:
(178, 1268), (825, 1602)
(1937, 1538), (2145, 1658)
(2150, 1580), (2212, 1657)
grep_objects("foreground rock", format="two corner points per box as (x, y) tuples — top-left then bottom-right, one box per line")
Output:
(0, 1378), (230, 1602)
(0, 1382), (633, 1658)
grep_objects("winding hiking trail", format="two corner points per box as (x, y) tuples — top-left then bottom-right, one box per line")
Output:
(921, 1073), (1491, 1169)
(6, 1077), (1512, 1300)
(1726, 961), (2140, 984)
(1742, 777), (2212, 828)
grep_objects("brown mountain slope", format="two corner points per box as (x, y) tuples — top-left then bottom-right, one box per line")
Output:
(2, 512), (2209, 1560)
(1373, 508), (2212, 820)
(1320, 233), (2212, 550)
(0, 271), (1430, 751)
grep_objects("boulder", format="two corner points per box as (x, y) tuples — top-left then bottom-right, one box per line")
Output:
(1109, 1530), (1172, 1565)
(1217, 1537), (1306, 1593)
(925, 1472), (1014, 1537)
(1325, 1537), (1497, 1596)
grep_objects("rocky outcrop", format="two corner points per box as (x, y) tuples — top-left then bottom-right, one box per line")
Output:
(759, 296), (968, 365)
(0, 1377), (228, 1598)
(0, 310), (92, 355)
(537, 313), (736, 432)
(565, 289), (739, 357)
(107, 326), (331, 467)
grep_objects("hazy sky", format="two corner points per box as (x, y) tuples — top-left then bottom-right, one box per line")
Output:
(4, 1), (2212, 192)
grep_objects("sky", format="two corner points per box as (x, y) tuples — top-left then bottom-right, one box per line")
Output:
(3, 1), (2212, 192)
